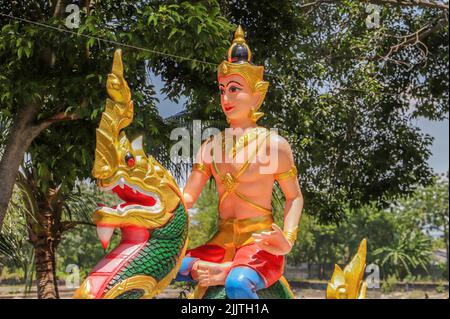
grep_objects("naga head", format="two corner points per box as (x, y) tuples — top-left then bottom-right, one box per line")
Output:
(92, 49), (182, 248)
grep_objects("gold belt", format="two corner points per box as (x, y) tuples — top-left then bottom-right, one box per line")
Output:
(191, 214), (273, 299)
(207, 214), (274, 261)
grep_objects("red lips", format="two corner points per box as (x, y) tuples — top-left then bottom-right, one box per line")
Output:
(223, 104), (234, 112)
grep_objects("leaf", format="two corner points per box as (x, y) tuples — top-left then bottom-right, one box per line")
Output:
(17, 47), (23, 59)
(168, 28), (178, 40)
(24, 46), (31, 58)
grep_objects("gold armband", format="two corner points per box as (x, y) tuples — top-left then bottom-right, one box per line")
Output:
(193, 163), (211, 178)
(275, 165), (298, 182)
(283, 228), (298, 246)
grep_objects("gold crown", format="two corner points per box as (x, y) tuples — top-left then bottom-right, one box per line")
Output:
(218, 26), (269, 122)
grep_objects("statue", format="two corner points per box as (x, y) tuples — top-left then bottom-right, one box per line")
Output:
(74, 27), (368, 300)
(175, 26), (304, 299)
(73, 49), (189, 299)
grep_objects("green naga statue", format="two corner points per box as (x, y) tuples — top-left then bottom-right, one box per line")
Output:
(73, 49), (188, 299)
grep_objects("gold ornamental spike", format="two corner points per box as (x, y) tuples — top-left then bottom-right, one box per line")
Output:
(326, 239), (367, 299)
(233, 25), (246, 44)
(106, 49), (131, 105)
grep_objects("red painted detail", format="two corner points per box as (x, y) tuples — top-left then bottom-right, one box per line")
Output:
(112, 184), (156, 207)
(126, 158), (135, 167)
(84, 226), (150, 298)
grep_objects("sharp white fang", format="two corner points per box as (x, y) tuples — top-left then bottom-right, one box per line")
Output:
(119, 177), (125, 189)
(96, 226), (115, 250)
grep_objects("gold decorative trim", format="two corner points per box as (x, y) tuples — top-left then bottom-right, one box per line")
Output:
(274, 165), (298, 182)
(283, 227), (298, 246)
(73, 279), (95, 299)
(103, 275), (157, 299)
(192, 163), (211, 178)
(279, 276), (296, 299)
(93, 208), (172, 230)
(102, 240), (189, 299)
(226, 25), (252, 63)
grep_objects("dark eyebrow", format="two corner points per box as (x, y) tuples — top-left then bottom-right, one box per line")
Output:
(219, 84), (225, 87)
(226, 80), (243, 87)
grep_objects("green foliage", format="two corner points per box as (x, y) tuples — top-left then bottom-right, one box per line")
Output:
(1, 0), (446, 224)
(436, 282), (446, 294)
(286, 175), (448, 280)
(0, 185), (34, 270)
(189, 173), (447, 281)
(188, 180), (219, 249)
(56, 224), (120, 280)
(208, 0), (448, 222)
(381, 274), (398, 294)
(0, 185), (35, 292)
(386, 173), (449, 278)
(374, 231), (432, 279)
(0, 0), (233, 196)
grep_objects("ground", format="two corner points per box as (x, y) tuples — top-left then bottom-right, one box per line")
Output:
(0, 285), (448, 299)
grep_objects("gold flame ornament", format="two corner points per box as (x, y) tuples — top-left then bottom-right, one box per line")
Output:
(326, 239), (368, 299)
(218, 26), (269, 123)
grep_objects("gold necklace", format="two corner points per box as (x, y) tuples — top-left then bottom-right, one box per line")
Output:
(221, 126), (268, 158)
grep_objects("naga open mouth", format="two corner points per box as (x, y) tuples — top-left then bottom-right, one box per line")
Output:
(97, 177), (162, 215)
(94, 177), (166, 249)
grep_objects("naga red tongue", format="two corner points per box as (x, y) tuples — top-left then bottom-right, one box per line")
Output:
(112, 184), (156, 206)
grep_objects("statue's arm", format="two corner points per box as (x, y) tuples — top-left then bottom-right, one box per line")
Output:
(274, 135), (304, 244)
(252, 135), (303, 255)
(183, 139), (213, 209)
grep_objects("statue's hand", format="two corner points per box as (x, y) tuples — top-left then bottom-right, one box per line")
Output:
(252, 223), (293, 256)
(106, 49), (131, 104)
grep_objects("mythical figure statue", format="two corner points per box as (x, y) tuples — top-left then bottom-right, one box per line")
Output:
(174, 26), (303, 299)
(74, 27), (368, 300)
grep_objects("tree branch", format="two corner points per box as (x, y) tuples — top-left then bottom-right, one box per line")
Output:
(359, 0), (449, 11)
(299, 0), (449, 11)
(377, 14), (448, 61)
(32, 112), (81, 136)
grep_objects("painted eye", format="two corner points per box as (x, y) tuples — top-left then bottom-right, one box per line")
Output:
(125, 152), (135, 167)
(229, 86), (240, 93)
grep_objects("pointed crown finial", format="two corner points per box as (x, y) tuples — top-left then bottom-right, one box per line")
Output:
(233, 25), (246, 44)
(227, 25), (251, 63)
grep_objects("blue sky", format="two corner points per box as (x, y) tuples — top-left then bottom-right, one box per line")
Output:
(150, 73), (449, 174)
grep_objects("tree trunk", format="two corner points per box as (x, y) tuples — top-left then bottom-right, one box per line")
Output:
(33, 237), (59, 299)
(0, 102), (41, 229)
(28, 206), (62, 299)
(444, 227), (449, 280)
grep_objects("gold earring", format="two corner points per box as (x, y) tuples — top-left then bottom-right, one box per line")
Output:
(249, 108), (264, 123)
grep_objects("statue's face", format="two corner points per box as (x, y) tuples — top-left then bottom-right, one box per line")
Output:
(218, 74), (261, 123)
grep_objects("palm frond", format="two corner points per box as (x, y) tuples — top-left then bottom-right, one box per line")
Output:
(0, 114), (12, 160)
